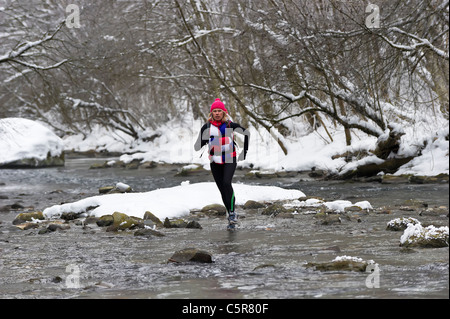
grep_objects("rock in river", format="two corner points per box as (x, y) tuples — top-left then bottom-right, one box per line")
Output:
(400, 223), (449, 248)
(13, 211), (44, 225)
(305, 256), (372, 272)
(134, 228), (165, 238)
(168, 248), (213, 263)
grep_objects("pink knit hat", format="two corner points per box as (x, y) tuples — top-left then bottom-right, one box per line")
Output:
(210, 98), (228, 113)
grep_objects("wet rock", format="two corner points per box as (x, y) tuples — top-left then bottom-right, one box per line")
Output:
(60, 212), (82, 221)
(38, 228), (51, 235)
(163, 217), (187, 228)
(409, 174), (449, 184)
(400, 224), (449, 248)
(12, 211), (44, 225)
(201, 204), (227, 216)
(305, 256), (371, 272)
(96, 215), (114, 227)
(175, 164), (204, 176)
(36, 221), (70, 234)
(163, 217), (202, 229)
(47, 223), (70, 232)
(89, 162), (109, 169)
(381, 174), (411, 184)
(140, 161), (157, 169)
(106, 212), (143, 231)
(143, 211), (163, 227)
(115, 182), (132, 193)
(99, 186), (115, 194)
(314, 212), (342, 225)
(84, 216), (100, 225)
(98, 183), (132, 194)
(186, 220), (202, 229)
(11, 203), (25, 210)
(1, 152), (65, 169)
(168, 248), (213, 263)
(51, 276), (63, 284)
(243, 200), (265, 209)
(253, 264), (277, 271)
(402, 199), (428, 208)
(261, 203), (288, 216)
(15, 222), (40, 230)
(419, 206), (449, 217)
(276, 212), (295, 218)
(386, 217), (421, 231)
(134, 228), (165, 237)
(125, 159), (141, 170)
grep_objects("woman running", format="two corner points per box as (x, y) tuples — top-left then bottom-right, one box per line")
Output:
(194, 99), (250, 230)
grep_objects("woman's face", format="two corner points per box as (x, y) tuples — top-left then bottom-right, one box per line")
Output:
(212, 109), (225, 121)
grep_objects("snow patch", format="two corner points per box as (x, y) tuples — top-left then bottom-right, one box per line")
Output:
(0, 118), (64, 165)
(43, 182), (305, 221)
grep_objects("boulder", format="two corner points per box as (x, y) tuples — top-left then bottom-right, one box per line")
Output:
(12, 211), (44, 225)
(143, 211), (163, 227)
(96, 215), (114, 227)
(305, 256), (372, 272)
(106, 212), (143, 231)
(98, 183), (133, 194)
(134, 228), (165, 237)
(38, 222), (70, 234)
(163, 217), (187, 228)
(201, 204), (227, 216)
(315, 213), (342, 225)
(243, 200), (265, 209)
(261, 203), (289, 216)
(60, 212), (82, 221)
(47, 223), (70, 232)
(163, 217), (202, 229)
(168, 248), (213, 263)
(186, 220), (203, 229)
(386, 217), (420, 231)
(400, 224), (449, 248)
(15, 222), (40, 230)
(99, 186), (115, 194)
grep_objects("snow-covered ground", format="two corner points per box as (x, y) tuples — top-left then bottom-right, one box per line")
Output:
(43, 181), (306, 220)
(63, 113), (449, 176)
(1, 114), (448, 176)
(0, 117), (64, 166)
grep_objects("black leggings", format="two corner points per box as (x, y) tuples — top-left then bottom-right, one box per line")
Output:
(210, 162), (237, 214)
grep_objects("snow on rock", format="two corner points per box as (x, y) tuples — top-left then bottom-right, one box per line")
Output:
(400, 223), (449, 248)
(43, 182), (305, 220)
(0, 118), (64, 168)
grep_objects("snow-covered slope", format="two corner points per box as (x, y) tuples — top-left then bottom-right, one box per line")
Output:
(0, 117), (65, 167)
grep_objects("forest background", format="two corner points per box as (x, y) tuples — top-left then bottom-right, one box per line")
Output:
(1, 0), (448, 177)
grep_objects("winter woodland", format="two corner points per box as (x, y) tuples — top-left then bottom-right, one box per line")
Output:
(0, 0), (448, 176)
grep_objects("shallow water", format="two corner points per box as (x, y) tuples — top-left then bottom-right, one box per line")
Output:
(0, 157), (448, 299)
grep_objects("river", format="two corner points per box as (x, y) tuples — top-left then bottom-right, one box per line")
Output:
(0, 156), (448, 299)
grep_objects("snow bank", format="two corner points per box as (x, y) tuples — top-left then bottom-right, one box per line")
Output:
(61, 109), (449, 176)
(0, 118), (64, 166)
(43, 182), (305, 220)
(395, 125), (449, 176)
